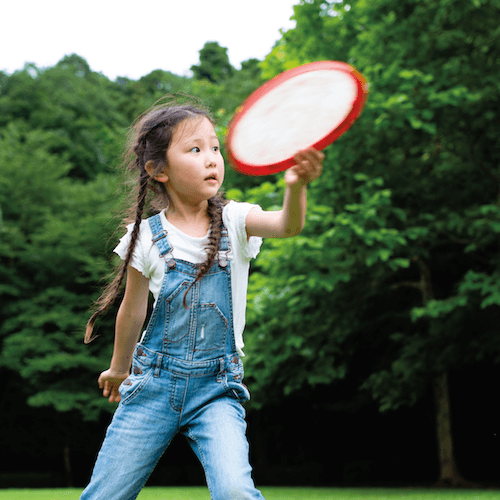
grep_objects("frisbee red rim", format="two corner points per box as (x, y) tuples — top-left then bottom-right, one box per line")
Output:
(225, 61), (369, 176)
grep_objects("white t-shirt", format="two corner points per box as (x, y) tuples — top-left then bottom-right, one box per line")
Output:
(114, 200), (262, 356)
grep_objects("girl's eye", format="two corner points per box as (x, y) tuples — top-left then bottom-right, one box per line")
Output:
(212, 146), (219, 152)
(190, 147), (200, 153)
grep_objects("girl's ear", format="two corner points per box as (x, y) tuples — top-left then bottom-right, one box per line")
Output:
(145, 160), (169, 183)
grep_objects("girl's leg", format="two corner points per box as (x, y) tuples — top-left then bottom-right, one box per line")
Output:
(80, 382), (177, 500)
(183, 396), (265, 500)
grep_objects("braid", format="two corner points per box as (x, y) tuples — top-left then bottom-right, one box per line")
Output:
(85, 99), (215, 342)
(84, 170), (149, 343)
(182, 195), (226, 308)
(123, 170), (149, 273)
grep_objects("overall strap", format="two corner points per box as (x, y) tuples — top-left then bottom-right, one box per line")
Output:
(148, 214), (176, 269)
(218, 226), (230, 268)
(149, 213), (231, 269)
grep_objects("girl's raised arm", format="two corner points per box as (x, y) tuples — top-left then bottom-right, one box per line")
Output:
(245, 148), (324, 239)
(98, 266), (150, 403)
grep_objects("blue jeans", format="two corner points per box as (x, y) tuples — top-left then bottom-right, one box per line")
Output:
(81, 348), (262, 500)
(81, 215), (264, 500)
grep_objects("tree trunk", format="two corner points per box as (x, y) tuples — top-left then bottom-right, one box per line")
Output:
(433, 372), (479, 488)
(399, 258), (473, 487)
(63, 435), (73, 487)
(433, 372), (461, 486)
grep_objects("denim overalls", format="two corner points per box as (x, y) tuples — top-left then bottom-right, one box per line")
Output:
(81, 215), (264, 500)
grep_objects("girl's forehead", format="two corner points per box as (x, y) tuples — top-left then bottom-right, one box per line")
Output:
(172, 117), (216, 144)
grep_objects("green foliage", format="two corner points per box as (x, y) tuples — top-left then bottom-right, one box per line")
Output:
(244, 169), (410, 405)
(245, 0), (500, 411)
(0, 56), (126, 180)
(0, 47), (265, 424)
(0, 120), (119, 422)
(1, 0), (499, 427)
(191, 41), (234, 83)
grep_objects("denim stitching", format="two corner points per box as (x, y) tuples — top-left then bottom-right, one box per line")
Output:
(170, 374), (188, 415)
(119, 367), (154, 406)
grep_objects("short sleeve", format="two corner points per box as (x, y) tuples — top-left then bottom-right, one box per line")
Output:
(114, 223), (150, 278)
(223, 201), (263, 261)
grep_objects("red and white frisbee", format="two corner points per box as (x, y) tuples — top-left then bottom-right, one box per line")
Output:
(226, 61), (368, 176)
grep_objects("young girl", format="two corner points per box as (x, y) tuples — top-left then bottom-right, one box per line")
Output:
(81, 101), (323, 500)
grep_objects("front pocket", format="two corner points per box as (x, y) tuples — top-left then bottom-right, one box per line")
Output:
(224, 359), (250, 402)
(227, 381), (251, 403)
(194, 303), (229, 353)
(165, 280), (192, 344)
(118, 361), (154, 406)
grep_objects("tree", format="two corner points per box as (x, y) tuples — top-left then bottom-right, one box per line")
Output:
(0, 43), (273, 481)
(0, 56), (126, 180)
(0, 123), (120, 484)
(191, 41), (234, 84)
(115, 69), (195, 123)
(244, 0), (500, 486)
(0, 48), (267, 484)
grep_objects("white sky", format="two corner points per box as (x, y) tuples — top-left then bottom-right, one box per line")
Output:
(1, 0), (298, 80)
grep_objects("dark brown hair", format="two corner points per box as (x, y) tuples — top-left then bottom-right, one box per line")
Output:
(85, 99), (227, 343)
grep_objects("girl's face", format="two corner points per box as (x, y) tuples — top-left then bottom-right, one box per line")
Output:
(164, 117), (224, 205)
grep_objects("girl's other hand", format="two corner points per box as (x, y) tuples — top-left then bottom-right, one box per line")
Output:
(98, 369), (129, 403)
(285, 147), (324, 187)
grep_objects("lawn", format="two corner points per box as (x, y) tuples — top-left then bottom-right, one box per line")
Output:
(0, 487), (498, 500)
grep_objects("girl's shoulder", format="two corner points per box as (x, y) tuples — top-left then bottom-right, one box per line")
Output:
(222, 200), (263, 260)
(122, 217), (155, 241)
(114, 218), (156, 277)
(222, 199), (258, 222)
(222, 200), (252, 234)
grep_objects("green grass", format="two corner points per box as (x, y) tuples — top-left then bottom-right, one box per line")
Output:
(0, 487), (498, 500)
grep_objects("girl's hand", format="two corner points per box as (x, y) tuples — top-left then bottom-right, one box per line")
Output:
(98, 369), (129, 403)
(285, 147), (324, 187)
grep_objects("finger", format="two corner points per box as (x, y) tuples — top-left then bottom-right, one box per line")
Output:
(103, 380), (110, 397)
(306, 146), (323, 155)
(293, 154), (302, 166)
(293, 150), (308, 163)
(292, 148), (323, 183)
(300, 147), (324, 164)
(296, 146), (324, 156)
(110, 386), (121, 403)
(302, 151), (323, 174)
(296, 158), (311, 173)
(300, 150), (318, 167)
(303, 148), (322, 164)
(308, 147), (324, 160)
(106, 383), (120, 403)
